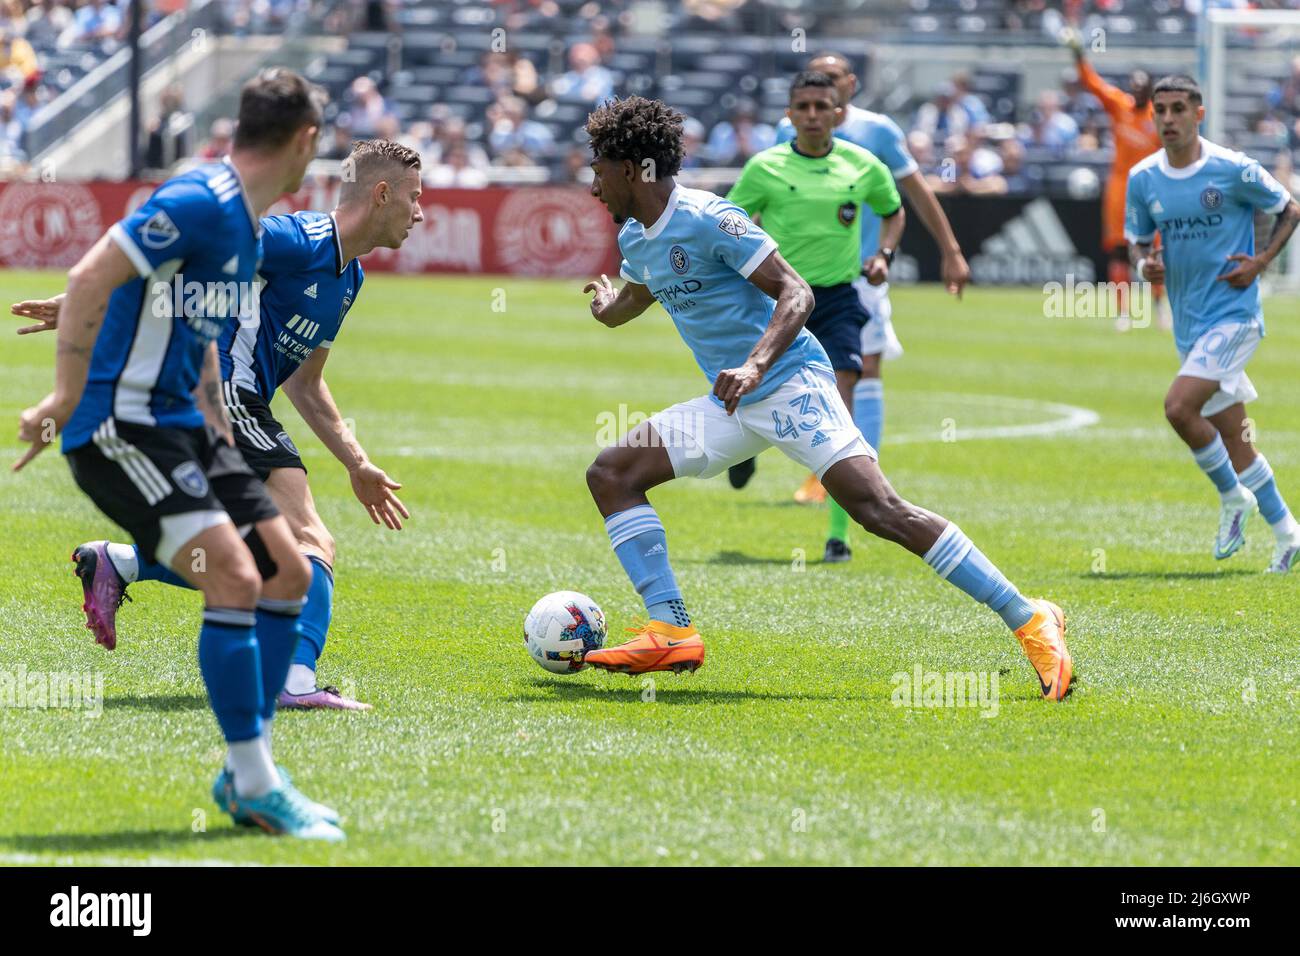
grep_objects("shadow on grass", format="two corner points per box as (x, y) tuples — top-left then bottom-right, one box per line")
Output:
(0, 826), (259, 857)
(678, 549), (795, 566)
(101, 694), (208, 712)
(512, 679), (877, 705)
(1082, 569), (1258, 581)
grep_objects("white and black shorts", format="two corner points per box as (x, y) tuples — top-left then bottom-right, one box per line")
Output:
(66, 419), (279, 566)
(222, 382), (306, 480)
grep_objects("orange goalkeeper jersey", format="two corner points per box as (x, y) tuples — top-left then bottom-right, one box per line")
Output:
(1078, 59), (1160, 177)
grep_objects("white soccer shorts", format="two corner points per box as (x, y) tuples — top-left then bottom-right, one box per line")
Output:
(853, 277), (903, 360)
(647, 365), (875, 481)
(1176, 317), (1263, 417)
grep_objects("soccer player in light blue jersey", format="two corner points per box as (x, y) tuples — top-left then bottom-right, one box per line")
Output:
(733, 52), (969, 510)
(1125, 75), (1300, 572)
(577, 96), (1075, 701)
(13, 70), (346, 839)
(15, 140), (424, 710)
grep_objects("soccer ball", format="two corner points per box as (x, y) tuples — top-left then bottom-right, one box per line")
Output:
(523, 591), (607, 674)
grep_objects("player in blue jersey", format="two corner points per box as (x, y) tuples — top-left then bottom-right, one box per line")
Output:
(1125, 75), (1300, 572)
(577, 96), (1075, 701)
(730, 52), (970, 539)
(15, 140), (424, 710)
(13, 70), (348, 840)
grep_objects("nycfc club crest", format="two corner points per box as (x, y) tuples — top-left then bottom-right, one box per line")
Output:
(171, 461), (210, 498)
(669, 245), (689, 274)
(1200, 187), (1223, 210)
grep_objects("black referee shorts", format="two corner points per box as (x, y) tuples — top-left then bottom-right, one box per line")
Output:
(806, 282), (871, 373)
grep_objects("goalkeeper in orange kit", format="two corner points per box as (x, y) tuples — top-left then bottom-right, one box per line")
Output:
(1064, 30), (1168, 329)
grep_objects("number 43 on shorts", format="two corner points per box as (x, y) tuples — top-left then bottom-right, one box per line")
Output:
(772, 392), (825, 439)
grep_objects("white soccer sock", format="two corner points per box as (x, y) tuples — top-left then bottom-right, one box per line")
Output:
(286, 663), (317, 696)
(228, 735), (278, 798)
(106, 543), (139, 583)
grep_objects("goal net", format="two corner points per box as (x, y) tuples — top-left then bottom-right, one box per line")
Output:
(1203, 7), (1300, 294)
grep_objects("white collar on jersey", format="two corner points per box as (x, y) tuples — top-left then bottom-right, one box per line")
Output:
(221, 155), (263, 237)
(1158, 137), (1213, 180)
(642, 183), (681, 240)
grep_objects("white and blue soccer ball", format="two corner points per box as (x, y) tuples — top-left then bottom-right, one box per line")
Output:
(523, 591), (607, 674)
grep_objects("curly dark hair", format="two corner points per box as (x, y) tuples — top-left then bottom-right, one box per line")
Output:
(585, 96), (685, 178)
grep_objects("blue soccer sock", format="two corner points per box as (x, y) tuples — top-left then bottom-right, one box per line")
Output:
(293, 557), (334, 669)
(255, 597), (304, 720)
(1191, 434), (1241, 497)
(853, 377), (884, 453)
(197, 607), (263, 742)
(605, 504), (691, 628)
(924, 523), (1036, 631)
(1238, 454), (1299, 537)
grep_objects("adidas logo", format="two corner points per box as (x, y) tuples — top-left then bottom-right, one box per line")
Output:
(644, 543), (666, 557)
(971, 197), (1092, 282)
(642, 265), (652, 283)
(1150, 198), (1164, 214)
(222, 255), (239, 275)
(810, 430), (829, 448)
(304, 283), (318, 299)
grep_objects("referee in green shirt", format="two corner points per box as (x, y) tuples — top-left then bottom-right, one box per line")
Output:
(726, 70), (905, 562)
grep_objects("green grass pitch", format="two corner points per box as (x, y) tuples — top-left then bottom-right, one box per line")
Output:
(1, 270), (1297, 866)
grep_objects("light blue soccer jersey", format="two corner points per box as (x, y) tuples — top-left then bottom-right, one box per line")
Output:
(63, 160), (262, 451)
(220, 211), (364, 401)
(1125, 137), (1291, 355)
(776, 105), (918, 258)
(617, 184), (831, 406)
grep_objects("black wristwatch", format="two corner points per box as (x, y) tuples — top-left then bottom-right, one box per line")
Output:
(876, 247), (895, 266)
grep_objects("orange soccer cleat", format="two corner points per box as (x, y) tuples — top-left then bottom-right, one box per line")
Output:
(1013, 599), (1075, 701)
(583, 620), (705, 675)
(793, 473), (827, 505)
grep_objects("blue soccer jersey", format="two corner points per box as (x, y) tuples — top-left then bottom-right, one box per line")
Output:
(617, 184), (831, 406)
(63, 160), (262, 451)
(220, 211), (364, 401)
(1125, 137), (1291, 355)
(777, 105), (918, 258)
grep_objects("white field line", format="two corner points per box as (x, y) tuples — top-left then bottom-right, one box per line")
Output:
(886, 392), (1101, 445)
(382, 392), (1101, 458)
(0, 851), (269, 868)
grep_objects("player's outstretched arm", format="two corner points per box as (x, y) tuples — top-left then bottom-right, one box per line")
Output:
(896, 174), (969, 296)
(14, 235), (135, 471)
(583, 274), (655, 327)
(713, 250), (813, 415)
(282, 347), (409, 531)
(11, 292), (64, 334)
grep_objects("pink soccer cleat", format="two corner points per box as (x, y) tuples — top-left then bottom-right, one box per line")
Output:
(72, 541), (131, 651)
(277, 685), (372, 711)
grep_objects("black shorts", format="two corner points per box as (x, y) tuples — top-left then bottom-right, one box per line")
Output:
(66, 419), (279, 565)
(806, 282), (871, 373)
(222, 382), (306, 480)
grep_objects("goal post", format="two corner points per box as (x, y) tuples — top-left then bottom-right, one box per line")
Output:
(1201, 7), (1300, 294)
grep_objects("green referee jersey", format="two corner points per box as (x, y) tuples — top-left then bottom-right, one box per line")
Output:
(726, 139), (901, 287)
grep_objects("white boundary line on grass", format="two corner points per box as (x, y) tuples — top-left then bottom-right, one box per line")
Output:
(381, 392), (1101, 459)
(0, 851), (268, 868)
(885, 392), (1100, 445)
